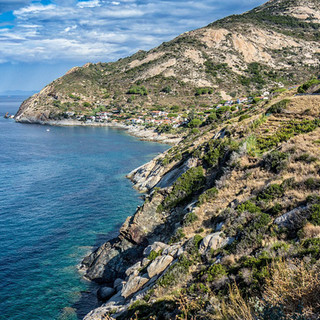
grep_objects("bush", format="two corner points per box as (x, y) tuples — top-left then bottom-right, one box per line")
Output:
(198, 187), (218, 204)
(294, 153), (317, 163)
(200, 263), (227, 282)
(184, 211), (198, 226)
(257, 184), (284, 201)
(161, 86), (172, 93)
(239, 114), (251, 122)
(298, 78), (320, 93)
(188, 118), (202, 128)
(237, 201), (261, 213)
(257, 119), (320, 151)
(148, 250), (162, 261)
(266, 99), (290, 114)
(262, 151), (289, 173)
(310, 204), (320, 226)
(164, 167), (205, 209)
(127, 85), (148, 95)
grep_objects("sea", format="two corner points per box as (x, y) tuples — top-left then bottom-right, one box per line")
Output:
(0, 96), (169, 320)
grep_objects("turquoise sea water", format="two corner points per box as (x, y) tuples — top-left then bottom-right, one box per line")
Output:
(0, 97), (169, 320)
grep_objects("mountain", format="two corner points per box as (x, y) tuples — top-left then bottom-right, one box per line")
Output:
(15, 0), (320, 123)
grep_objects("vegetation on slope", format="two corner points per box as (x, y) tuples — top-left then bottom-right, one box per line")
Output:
(115, 81), (320, 320)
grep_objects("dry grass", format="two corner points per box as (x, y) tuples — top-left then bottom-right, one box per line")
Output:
(263, 259), (320, 318)
(299, 223), (320, 239)
(219, 283), (254, 320)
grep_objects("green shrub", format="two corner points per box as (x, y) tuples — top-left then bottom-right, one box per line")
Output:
(298, 78), (320, 93)
(164, 166), (205, 209)
(201, 264), (227, 282)
(193, 235), (203, 248)
(237, 200), (261, 213)
(188, 118), (202, 128)
(303, 178), (320, 190)
(239, 114), (251, 122)
(184, 211), (198, 226)
(191, 128), (200, 135)
(161, 86), (172, 93)
(198, 187), (218, 204)
(268, 203), (283, 216)
(266, 99), (290, 114)
(310, 204), (320, 225)
(257, 119), (320, 151)
(257, 184), (284, 201)
(262, 151), (289, 173)
(127, 85), (148, 95)
(147, 250), (162, 261)
(294, 153), (317, 163)
(158, 255), (192, 287)
(169, 228), (186, 244)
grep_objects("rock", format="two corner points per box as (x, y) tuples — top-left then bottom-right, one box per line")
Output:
(121, 275), (149, 299)
(199, 232), (233, 254)
(162, 243), (181, 258)
(274, 206), (308, 229)
(147, 255), (174, 278)
(156, 157), (198, 189)
(215, 222), (224, 232)
(97, 286), (115, 301)
(143, 242), (168, 257)
(114, 278), (125, 292)
(125, 261), (142, 277)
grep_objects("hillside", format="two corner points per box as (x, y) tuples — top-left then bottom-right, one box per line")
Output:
(15, 0), (320, 126)
(80, 79), (320, 320)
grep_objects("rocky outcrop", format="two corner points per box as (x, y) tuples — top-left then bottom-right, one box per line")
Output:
(199, 232), (234, 254)
(126, 155), (169, 192)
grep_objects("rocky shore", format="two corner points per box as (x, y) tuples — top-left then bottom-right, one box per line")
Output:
(79, 142), (206, 319)
(15, 117), (181, 145)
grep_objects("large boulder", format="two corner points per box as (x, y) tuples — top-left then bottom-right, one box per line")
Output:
(199, 232), (233, 254)
(97, 286), (115, 301)
(147, 255), (174, 278)
(274, 206), (308, 229)
(143, 242), (168, 257)
(121, 275), (149, 299)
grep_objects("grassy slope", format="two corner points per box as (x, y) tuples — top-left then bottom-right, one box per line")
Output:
(116, 83), (320, 320)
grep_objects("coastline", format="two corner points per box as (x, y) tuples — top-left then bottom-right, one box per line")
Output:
(15, 118), (182, 145)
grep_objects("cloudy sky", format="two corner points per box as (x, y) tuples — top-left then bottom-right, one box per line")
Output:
(0, 0), (265, 93)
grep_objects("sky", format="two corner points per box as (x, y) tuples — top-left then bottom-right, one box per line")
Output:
(0, 0), (265, 93)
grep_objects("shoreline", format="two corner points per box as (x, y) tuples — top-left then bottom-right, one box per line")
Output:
(15, 118), (182, 145)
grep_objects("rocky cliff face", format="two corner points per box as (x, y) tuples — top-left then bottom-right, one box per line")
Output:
(15, 0), (320, 122)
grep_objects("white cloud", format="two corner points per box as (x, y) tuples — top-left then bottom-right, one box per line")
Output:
(64, 25), (77, 32)
(1, 0), (266, 65)
(13, 4), (56, 16)
(77, 0), (101, 8)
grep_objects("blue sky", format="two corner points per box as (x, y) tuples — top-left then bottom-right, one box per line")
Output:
(0, 0), (265, 93)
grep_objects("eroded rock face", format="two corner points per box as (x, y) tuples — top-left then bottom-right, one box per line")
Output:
(147, 255), (174, 278)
